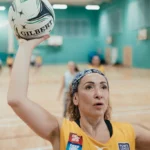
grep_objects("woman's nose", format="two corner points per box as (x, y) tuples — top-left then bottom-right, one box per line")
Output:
(94, 88), (102, 99)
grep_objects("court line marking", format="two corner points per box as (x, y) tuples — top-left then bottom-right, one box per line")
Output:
(0, 122), (25, 127)
(24, 146), (52, 150)
(0, 113), (61, 122)
(0, 117), (20, 122)
(0, 134), (42, 140)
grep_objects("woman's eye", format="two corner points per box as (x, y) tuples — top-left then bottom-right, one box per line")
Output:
(85, 85), (93, 90)
(101, 85), (107, 89)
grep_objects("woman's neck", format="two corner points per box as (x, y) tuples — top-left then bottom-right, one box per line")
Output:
(70, 70), (76, 75)
(80, 116), (106, 137)
(79, 116), (111, 143)
(93, 64), (101, 68)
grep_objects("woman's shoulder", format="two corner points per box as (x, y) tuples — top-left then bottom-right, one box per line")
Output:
(99, 65), (104, 69)
(111, 121), (135, 140)
(88, 64), (93, 68)
(111, 121), (134, 132)
(100, 64), (104, 67)
(60, 118), (72, 126)
(60, 118), (80, 132)
(111, 121), (133, 127)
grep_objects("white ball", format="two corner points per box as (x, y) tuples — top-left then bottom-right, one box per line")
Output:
(8, 0), (55, 40)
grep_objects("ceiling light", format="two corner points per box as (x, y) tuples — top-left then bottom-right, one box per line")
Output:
(53, 4), (67, 9)
(0, 6), (6, 11)
(85, 5), (100, 10)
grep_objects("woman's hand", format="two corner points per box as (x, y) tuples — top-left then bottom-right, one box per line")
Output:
(18, 35), (50, 50)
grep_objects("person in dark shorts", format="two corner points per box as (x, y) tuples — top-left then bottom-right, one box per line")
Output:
(6, 56), (13, 75)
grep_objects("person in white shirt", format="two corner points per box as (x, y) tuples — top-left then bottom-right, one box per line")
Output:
(57, 61), (79, 117)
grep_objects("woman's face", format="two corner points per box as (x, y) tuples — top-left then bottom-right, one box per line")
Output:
(73, 73), (109, 119)
(92, 56), (100, 66)
(68, 62), (75, 72)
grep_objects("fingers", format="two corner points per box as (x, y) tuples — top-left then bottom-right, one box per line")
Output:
(35, 35), (50, 45)
(18, 39), (26, 44)
(17, 35), (50, 49)
(43, 35), (50, 40)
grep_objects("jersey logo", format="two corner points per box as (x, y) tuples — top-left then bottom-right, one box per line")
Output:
(69, 133), (83, 145)
(118, 143), (130, 150)
(67, 133), (83, 150)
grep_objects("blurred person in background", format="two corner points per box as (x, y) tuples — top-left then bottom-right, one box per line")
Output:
(6, 55), (14, 75)
(0, 58), (2, 75)
(57, 61), (79, 117)
(30, 54), (36, 67)
(88, 48), (105, 64)
(88, 55), (105, 73)
(35, 55), (42, 73)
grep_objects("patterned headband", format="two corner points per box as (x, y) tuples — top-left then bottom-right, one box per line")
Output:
(71, 69), (109, 96)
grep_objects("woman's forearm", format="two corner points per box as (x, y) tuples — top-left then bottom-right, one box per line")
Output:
(7, 45), (33, 105)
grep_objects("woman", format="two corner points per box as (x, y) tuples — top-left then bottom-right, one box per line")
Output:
(6, 55), (14, 75)
(88, 55), (105, 73)
(57, 61), (79, 117)
(7, 36), (150, 150)
(0, 58), (2, 74)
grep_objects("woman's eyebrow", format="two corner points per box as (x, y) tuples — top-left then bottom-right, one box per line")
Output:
(83, 81), (107, 85)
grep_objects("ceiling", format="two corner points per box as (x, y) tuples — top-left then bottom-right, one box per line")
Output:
(0, 0), (111, 6)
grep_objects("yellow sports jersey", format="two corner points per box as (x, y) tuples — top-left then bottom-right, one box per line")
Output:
(36, 56), (42, 64)
(60, 118), (135, 150)
(88, 65), (105, 73)
(7, 57), (13, 65)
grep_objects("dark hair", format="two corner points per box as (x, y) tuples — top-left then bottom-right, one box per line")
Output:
(66, 85), (80, 121)
(74, 64), (79, 72)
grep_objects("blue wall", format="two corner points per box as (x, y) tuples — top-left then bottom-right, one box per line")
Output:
(1, 0), (150, 68)
(34, 7), (99, 64)
(98, 0), (150, 68)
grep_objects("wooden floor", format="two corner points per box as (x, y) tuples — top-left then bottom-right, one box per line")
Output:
(0, 64), (150, 150)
